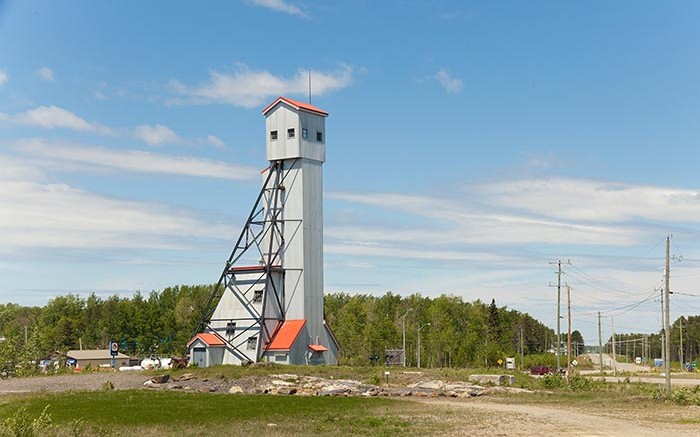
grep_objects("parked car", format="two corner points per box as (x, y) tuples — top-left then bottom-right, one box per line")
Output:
(530, 365), (554, 375)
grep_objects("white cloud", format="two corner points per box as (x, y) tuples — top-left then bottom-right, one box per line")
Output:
(475, 178), (700, 223)
(133, 124), (181, 146)
(4, 105), (115, 135)
(248, 0), (307, 18)
(34, 67), (55, 82)
(170, 64), (353, 108)
(0, 159), (232, 253)
(0, 68), (8, 86)
(435, 69), (463, 94)
(12, 139), (260, 181)
(207, 135), (226, 149)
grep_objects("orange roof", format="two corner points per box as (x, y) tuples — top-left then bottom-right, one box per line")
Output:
(307, 344), (328, 352)
(262, 96), (328, 117)
(187, 333), (225, 348)
(267, 319), (306, 350)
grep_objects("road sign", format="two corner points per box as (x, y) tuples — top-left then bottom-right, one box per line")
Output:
(497, 359), (503, 366)
(571, 359), (578, 367)
(110, 342), (118, 357)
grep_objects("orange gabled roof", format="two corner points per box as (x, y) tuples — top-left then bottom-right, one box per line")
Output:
(267, 319), (306, 350)
(262, 96), (329, 117)
(187, 333), (225, 348)
(308, 344), (328, 352)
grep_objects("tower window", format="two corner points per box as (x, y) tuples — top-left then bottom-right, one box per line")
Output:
(287, 128), (295, 139)
(302, 128), (308, 139)
(247, 336), (257, 350)
(253, 289), (263, 303)
(226, 322), (236, 336)
(270, 130), (278, 141)
(316, 131), (323, 142)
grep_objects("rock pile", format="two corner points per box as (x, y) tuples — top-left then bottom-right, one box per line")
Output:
(143, 373), (531, 398)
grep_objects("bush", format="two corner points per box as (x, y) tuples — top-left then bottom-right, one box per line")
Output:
(523, 354), (557, 369)
(541, 373), (565, 389)
(567, 373), (595, 391)
(669, 387), (700, 406)
(0, 405), (52, 437)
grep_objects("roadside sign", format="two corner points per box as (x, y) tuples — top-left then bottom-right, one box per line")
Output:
(497, 359), (503, 366)
(110, 342), (119, 357)
(571, 359), (578, 367)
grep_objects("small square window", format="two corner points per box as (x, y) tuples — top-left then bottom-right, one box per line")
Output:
(253, 289), (263, 303)
(302, 128), (308, 139)
(247, 336), (257, 350)
(316, 131), (323, 142)
(226, 322), (236, 336)
(270, 130), (278, 141)
(287, 128), (295, 139)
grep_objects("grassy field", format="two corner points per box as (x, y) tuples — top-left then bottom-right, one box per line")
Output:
(0, 390), (450, 437)
(2, 365), (700, 436)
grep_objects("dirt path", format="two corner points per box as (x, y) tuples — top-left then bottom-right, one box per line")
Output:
(419, 398), (700, 437)
(0, 372), (146, 394)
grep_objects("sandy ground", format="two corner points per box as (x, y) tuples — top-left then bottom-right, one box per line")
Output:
(420, 398), (700, 437)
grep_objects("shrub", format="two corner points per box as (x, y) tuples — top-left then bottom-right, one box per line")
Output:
(541, 373), (564, 389)
(567, 373), (595, 391)
(0, 405), (53, 437)
(669, 387), (700, 406)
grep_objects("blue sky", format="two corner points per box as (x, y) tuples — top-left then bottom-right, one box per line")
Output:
(1, 0), (700, 345)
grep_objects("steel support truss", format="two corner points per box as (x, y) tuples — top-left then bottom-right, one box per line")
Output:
(194, 160), (297, 363)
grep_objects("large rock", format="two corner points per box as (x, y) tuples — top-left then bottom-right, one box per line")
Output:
(229, 386), (244, 394)
(148, 374), (170, 384)
(408, 380), (445, 390)
(467, 374), (514, 386)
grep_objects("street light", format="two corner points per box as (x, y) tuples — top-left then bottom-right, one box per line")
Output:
(402, 309), (412, 367)
(417, 322), (431, 369)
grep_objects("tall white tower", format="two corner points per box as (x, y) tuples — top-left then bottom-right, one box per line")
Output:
(189, 97), (339, 366)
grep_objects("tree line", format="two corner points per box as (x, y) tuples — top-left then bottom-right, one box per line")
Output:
(1, 285), (558, 372)
(604, 316), (700, 366)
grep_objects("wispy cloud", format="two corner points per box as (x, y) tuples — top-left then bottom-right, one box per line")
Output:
(0, 68), (8, 86)
(324, 177), (700, 264)
(133, 124), (181, 146)
(435, 69), (463, 94)
(247, 0), (307, 18)
(475, 179), (700, 223)
(170, 64), (353, 108)
(12, 139), (260, 181)
(34, 67), (55, 82)
(0, 154), (233, 253)
(207, 135), (226, 149)
(0, 105), (115, 135)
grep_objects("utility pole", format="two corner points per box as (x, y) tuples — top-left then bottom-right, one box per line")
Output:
(520, 326), (524, 370)
(598, 311), (603, 372)
(402, 309), (412, 367)
(611, 317), (617, 375)
(549, 259), (570, 372)
(567, 285), (572, 378)
(680, 317), (684, 370)
(660, 287), (665, 367)
(664, 235), (672, 396)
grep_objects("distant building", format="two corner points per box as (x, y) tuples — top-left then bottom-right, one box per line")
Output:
(66, 350), (129, 369)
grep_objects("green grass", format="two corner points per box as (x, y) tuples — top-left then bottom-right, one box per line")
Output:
(0, 390), (442, 436)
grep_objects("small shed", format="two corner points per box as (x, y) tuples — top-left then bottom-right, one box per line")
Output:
(187, 333), (225, 368)
(262, 319), (334, 365)
(66, 350), (129, 369)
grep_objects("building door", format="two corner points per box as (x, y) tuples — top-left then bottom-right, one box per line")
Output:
(193, 347), (206, 367)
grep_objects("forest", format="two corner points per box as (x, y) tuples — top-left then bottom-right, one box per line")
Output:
(0, 284), (579, 372)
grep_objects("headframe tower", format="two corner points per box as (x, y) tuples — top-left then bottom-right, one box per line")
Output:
(188, 97), (339, 366)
